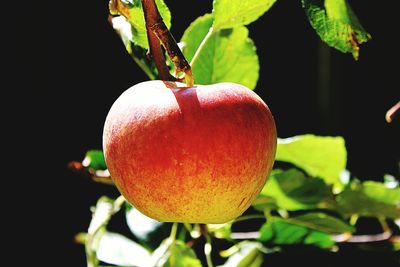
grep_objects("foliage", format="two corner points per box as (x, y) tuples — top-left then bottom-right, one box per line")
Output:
(76, 134), (399, 266)
(72, 0), (400, 266)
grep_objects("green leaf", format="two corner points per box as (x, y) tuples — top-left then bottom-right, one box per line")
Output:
(288, 212), (355, 234)
(125, 204), (164, 248)
(337, 180), (400, 219)
(110, 16), (158, 79)
(220, 241), (264, 267)
(124, 0), (171, 49)
(259, 217), (335, 248)
(83, 150), (107, 170)
(213, 0), (277, 30)
(97, 232), (151, 266)
(207, 223), (232, 240)
(302, 0), (371, 59)
(260, 169), (335, 210)
(276, 135), (347, 192)
(252, 195), (278, 212)
(151, 239), (202, 267)
(182, 15), (259, 89)
(181, 14), (214, 63)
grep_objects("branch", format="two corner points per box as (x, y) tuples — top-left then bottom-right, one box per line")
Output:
(142, 3), (176, 81)
(386, 100), (400, 123)
(141, 0), (193, 86)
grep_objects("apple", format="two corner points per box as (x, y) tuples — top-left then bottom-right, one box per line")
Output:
(103, 80), (277, 224)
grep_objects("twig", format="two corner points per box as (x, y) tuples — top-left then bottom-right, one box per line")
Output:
(141, 0), (193, 86)
(386, 100), (400, 123)
(142, 1), (175, 81)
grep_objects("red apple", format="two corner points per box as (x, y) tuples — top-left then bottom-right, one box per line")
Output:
(103, 80), (277, 223)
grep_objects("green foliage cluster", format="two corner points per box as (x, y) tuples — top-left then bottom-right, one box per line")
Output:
(77, 135), (399, 266)
(73, 0), (399, 266)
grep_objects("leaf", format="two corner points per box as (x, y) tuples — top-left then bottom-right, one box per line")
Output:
(110, 16), (158, 79)
(207, 223), (232, 240)
(97, 232), (151, 267)
(181, 15), (259, 89)
(83, 150), (107, 170)
(259, 169), (335, 210)
(259, 217), (335, 248)
(302, 0), (371, 59)
(219, 241), (264, 267)
(125, 203), (163, 241)
(337, 180), (400, 219)
(288, 212), (355, 234)
(151, 239), (202, 267)
(213, 0), (277, 30)
(181, 14), (214, 63)
(251, 195), (278, 212)
(276, 135), (346, 192)
(112, 0), (171, 49)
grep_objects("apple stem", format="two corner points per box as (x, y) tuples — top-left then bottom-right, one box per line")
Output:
(141, 0), (194, 86)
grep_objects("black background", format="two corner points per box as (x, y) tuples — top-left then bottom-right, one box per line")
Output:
(41, 0), (399, 266)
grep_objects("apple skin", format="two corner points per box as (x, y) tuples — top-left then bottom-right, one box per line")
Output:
(103, 80), (277, 224)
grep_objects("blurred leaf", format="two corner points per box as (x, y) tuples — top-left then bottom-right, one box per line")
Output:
(181, 14), (214, 63)
(260, 169), (334, 210)
(181, 15), (259, 89)
(83, 150), (107, 170)
(208, 223), (232, 240)
(151, 239), (201, 267)
(276, 135), (346, 192)
(288, 212), (355, 234)
(252, 195), (278, 212)
(259, 217), (335, 248)
(97, 232), (151, 267)
(125, 203), (163, 241)
(302, 0), (371, 59)
(337, 181), (400, 219)
(219, 241), (264, 267)
(213, 0), (276, 30)
(383, 174), (399, 189)
(88, 196), (115, 235)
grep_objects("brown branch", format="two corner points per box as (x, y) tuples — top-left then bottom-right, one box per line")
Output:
(68, 161), (115, 185)
(142, 3), (175, 81)
(230, 230), (396, 244)
(386, 100), (400, 123)
(141, 0), (194, 86)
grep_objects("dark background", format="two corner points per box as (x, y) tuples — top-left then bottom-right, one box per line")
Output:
(41, 0), (399, 266)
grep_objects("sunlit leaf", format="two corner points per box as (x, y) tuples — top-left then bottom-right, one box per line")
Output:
(213, 0), (277, 30)
(97, 232), (151, 266)
(276, 135), (346, 192)
(219, 241), (264, 267)
(302, 0), (371, 59)
(151, 239), (202, 267)
(337, 180), (400, 219)
(181, 14), (214, 63)
(112, 0), (171, 49)
(181, 14), (259, 89)
(110, 15), (158, 79)
(260, 169), (334, 210)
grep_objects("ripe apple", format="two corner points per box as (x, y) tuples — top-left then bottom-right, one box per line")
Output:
(103, 80), (277, 224)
